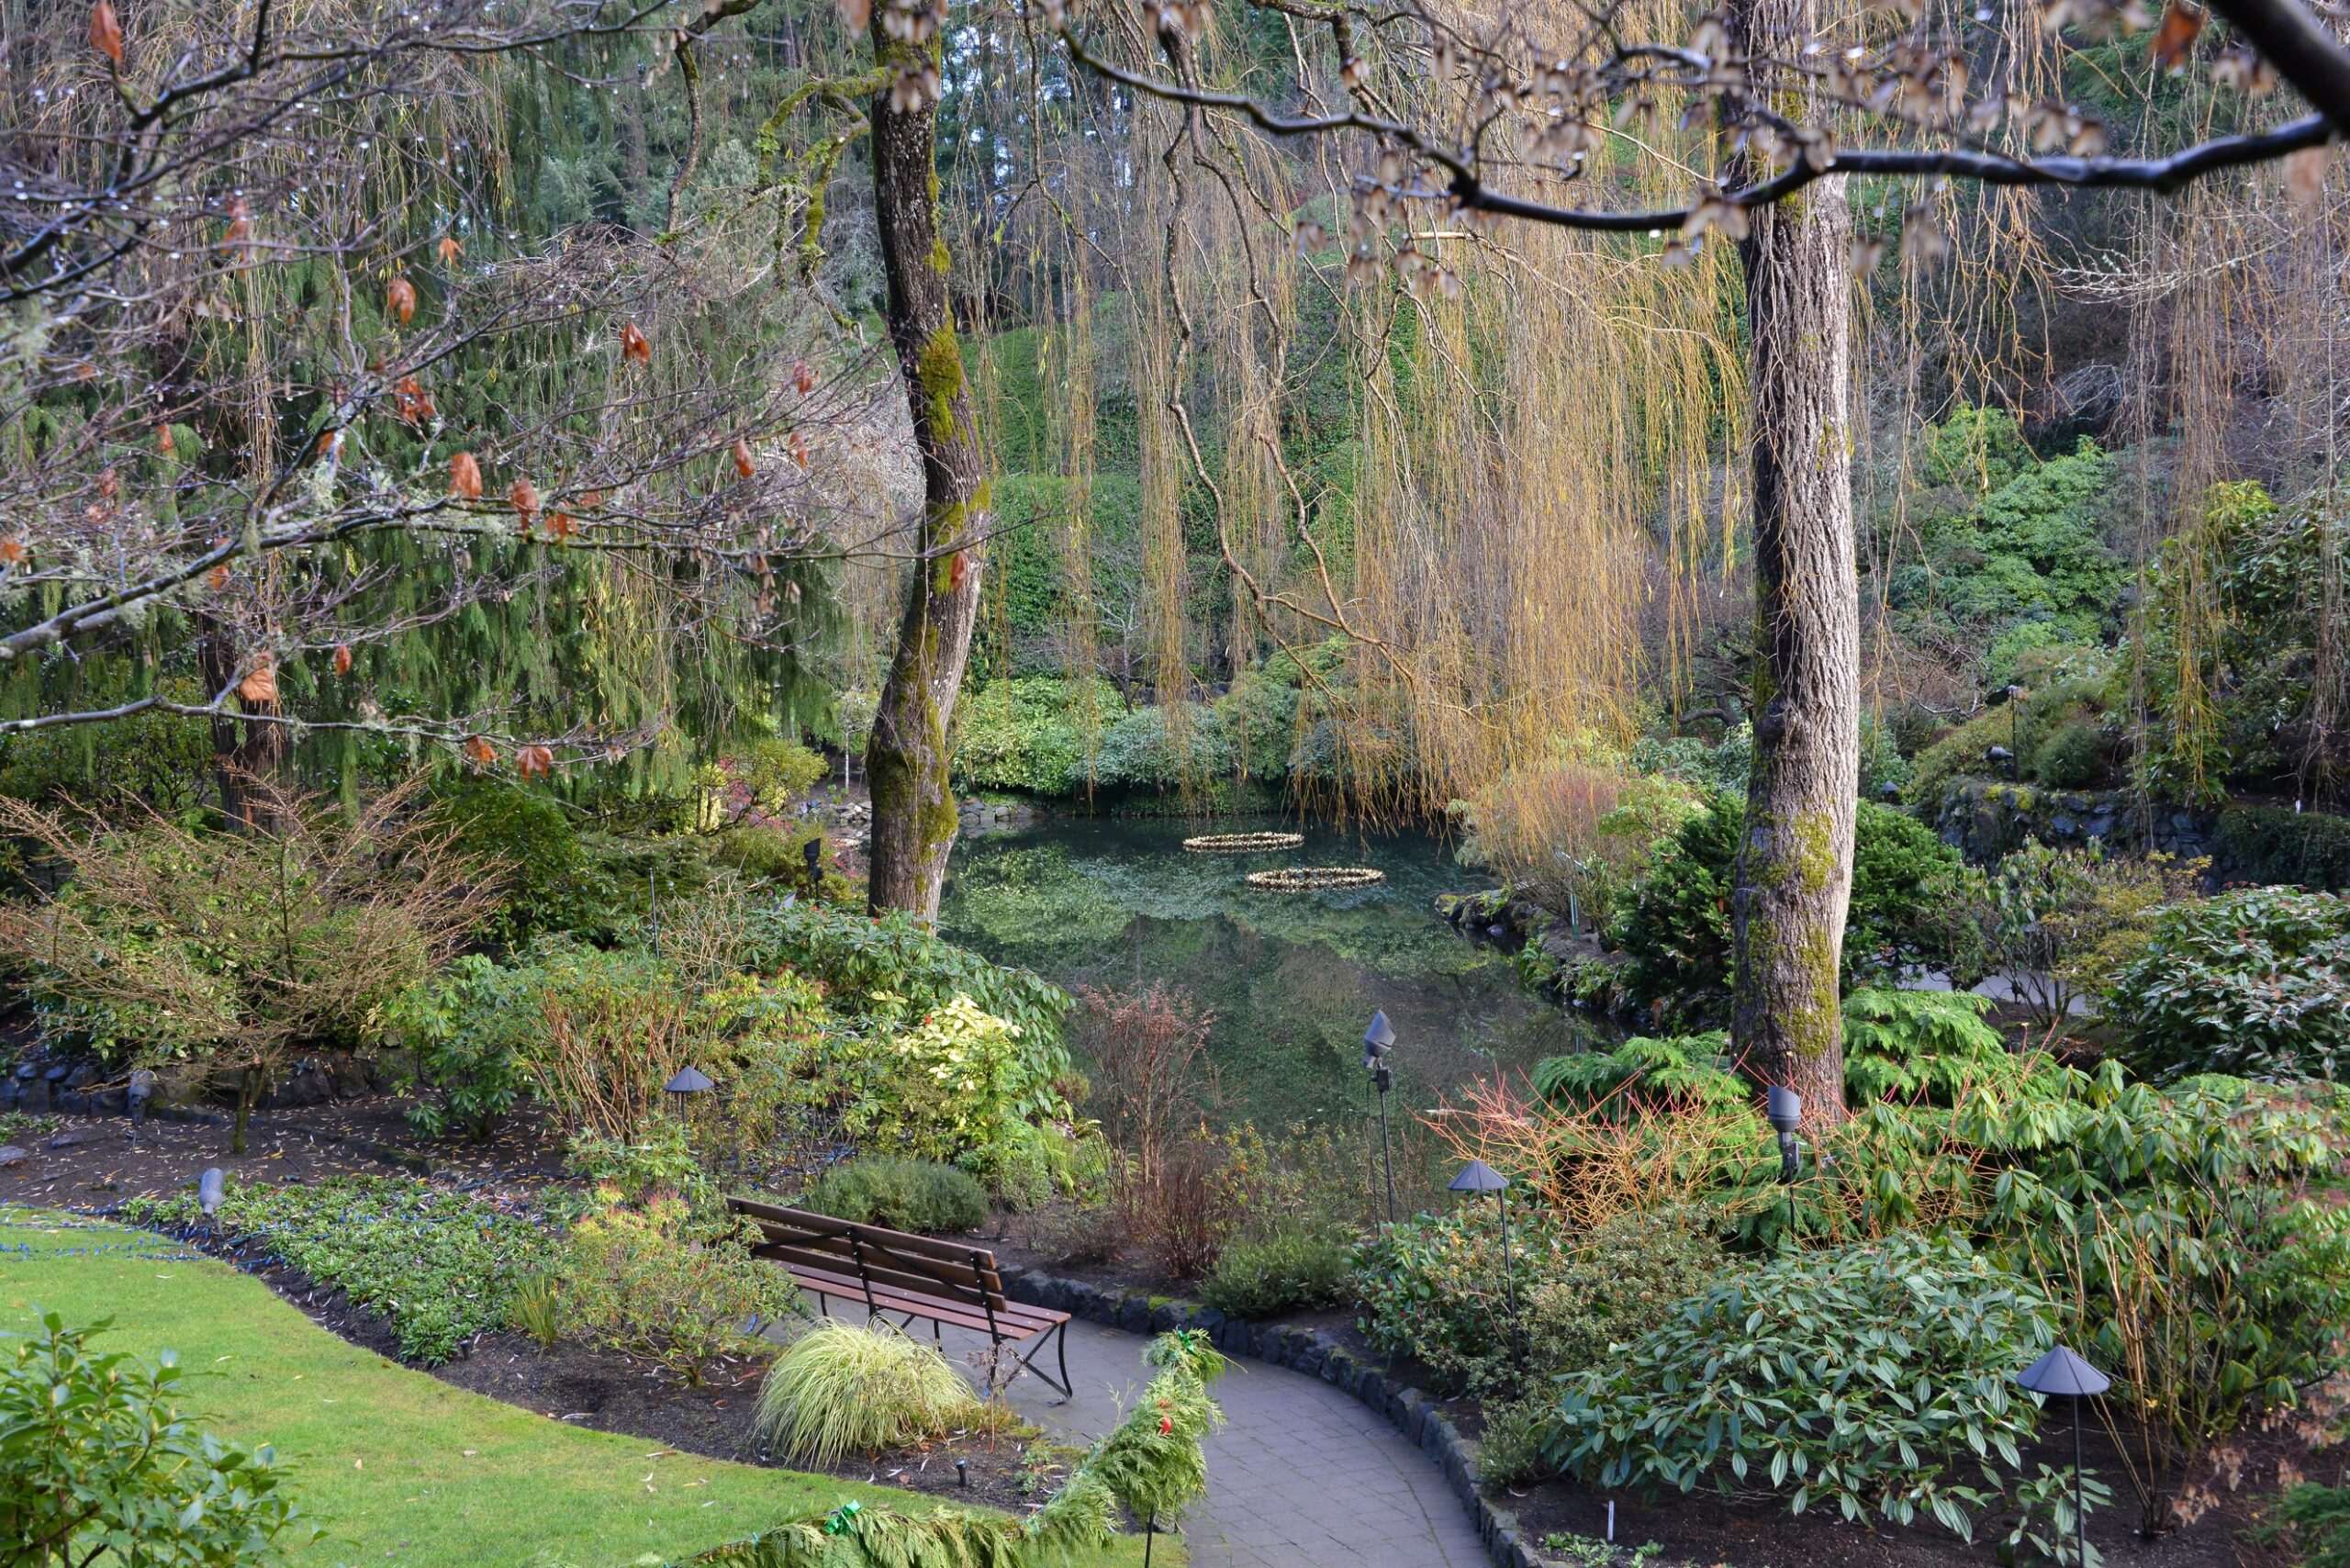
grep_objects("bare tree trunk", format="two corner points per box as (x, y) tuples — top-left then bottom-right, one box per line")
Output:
(861, 37), (989, 922)
(1728, 0), (1860, 1124)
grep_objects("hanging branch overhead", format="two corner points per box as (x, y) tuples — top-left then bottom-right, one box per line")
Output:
(1050, 0), (2345, 260)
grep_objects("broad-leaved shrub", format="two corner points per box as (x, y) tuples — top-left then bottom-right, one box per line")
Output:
(2107, 885), (2350, 1082)
(2, 1314), (312, 1565)
(1546, 1233), (2058, 1537)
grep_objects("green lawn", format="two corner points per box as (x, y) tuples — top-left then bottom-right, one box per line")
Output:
(1, 1206), (1158, 1568)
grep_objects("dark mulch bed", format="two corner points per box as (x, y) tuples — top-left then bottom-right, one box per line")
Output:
(6, 1095), (569, 1207)
(114, 1225), (1079, 1519)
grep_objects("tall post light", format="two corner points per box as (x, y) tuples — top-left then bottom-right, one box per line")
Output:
(1765, 1086), (1802, 1242)
(1449, 1159), (1516, 1331)
(2019, 1346), (2109, 1568)
(1363, 1010), (1397, 1224)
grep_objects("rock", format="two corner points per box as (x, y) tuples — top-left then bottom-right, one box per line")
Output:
(19, 1080), (50, 1115)
(0, 1146), (26, 1169)
(45, 1130), (90, 1150)
(42, 1063), (68, 1082)
(66, 1064), (96, 1090)
(12, 1061), (33, 1080)
(56, 1091), (87, 1114)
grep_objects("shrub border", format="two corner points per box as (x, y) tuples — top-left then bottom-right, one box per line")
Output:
(998, 1265), (1539, 1568)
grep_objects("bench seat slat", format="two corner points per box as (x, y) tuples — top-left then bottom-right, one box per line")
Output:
(744, 1238), (1010, 1311)
(773, 1256), (1067, 1333)
(780, 1262), (1068, 1339)
(730, 1195), (990, 1267)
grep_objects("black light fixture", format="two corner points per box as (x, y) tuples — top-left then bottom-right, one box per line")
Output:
(1449, 1159), (1516, 1324)
(954, 1459), (969, 1488)
(1765, 1086), (1802, 1241)
(1363, 1011), (1397, 1224)
(1985, 743), (2016, 778)
(664, 1066), (715, 1117)
(2018, 1346), (2109, 1568)
(127, 1068), (154, 1134)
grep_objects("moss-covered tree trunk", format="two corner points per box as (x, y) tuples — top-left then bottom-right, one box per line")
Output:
(1728, 0), (1859, 1125)
(862, 28), (988, 923)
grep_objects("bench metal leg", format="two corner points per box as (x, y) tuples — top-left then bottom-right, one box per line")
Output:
(1007, 1319), (1073, 1402)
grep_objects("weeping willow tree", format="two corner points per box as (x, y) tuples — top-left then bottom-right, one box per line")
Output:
(0, 0), (865, 819)
(1012, 0), (2344, 1117)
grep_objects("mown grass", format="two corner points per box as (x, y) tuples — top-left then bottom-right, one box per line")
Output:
(0, 1206), (1166, 1568)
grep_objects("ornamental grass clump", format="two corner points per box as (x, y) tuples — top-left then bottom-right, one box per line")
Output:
(755, 1320), (986, 1467)
(1546, 1232), (2059, 1539)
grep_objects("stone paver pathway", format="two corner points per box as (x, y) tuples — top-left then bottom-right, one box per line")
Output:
(867, 1312), (1488, 1568)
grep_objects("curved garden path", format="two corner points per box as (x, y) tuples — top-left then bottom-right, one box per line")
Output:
(944, 1316), (1490, 1568)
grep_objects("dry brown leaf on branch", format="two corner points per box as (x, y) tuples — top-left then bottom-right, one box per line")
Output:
(2151, 1), (2202, 69)
(790, 359), (816, 395)
(621, 321), (651, 364)
(508, 476), (542, 525)
(89, 0), (123, 63)
(438, 234), (462, 264)
(545, 511), (576, 541)
(732, 438), (755, 478)
(387, 275), (418, 326)
(449, 452), (484, 499)
(0, 540), (28, 567)
(158, 426), (174, 454)
(839, 0), (872, 30)
(224, 197), (252, 246)
(464, 735), (498, 767)
(516, 745), (555, 780)
(238, 661), (279, 705)
(333, 644), (353, 677)
(2287, 144), (2336, 208)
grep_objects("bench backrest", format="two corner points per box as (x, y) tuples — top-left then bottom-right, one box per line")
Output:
(727, 1195), (1008, 1314)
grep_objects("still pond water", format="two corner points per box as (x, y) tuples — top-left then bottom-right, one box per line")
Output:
(937, 815), (1601, 1127)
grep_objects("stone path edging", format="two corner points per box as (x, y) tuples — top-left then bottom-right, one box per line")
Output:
(997, 1266), (1539, 1568)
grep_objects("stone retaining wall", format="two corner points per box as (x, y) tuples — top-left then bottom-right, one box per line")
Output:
(999, 1265), (1541, 1568)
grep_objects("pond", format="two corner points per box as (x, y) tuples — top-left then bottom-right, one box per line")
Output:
(937, 814), (1603, 1128)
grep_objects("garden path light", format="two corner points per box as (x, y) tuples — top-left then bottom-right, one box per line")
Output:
(1364, 1011), (1396, 1223)
(2019, 1345), (2109, 1568)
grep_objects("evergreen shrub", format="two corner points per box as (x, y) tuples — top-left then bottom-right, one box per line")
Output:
(1200, 1226), (1353, 1318)
(800, 1158), (988, 1234)
(2215, 804), (2350, 890)
(1355, 1205), (1724, 1395)
(1613, 800), (1984, 1027)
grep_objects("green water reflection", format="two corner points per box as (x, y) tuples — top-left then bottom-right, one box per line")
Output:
(937, 816), (1601, 1126)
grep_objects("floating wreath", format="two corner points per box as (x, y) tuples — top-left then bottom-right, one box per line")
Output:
(1181, 831), (1305, 853)
(1245, 866), (1385, 890)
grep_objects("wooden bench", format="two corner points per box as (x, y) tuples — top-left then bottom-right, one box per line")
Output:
(727, 1195), (1072, 1399)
